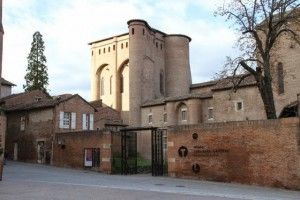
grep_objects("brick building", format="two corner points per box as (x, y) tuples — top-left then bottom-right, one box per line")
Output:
(3, 90), (96, 164)
(89, 19), (300, 128)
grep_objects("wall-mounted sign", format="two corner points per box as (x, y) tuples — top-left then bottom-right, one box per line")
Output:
(178, 146), (188, 157)
(192, 133), (198, 140)
(192, 163), (200, 174)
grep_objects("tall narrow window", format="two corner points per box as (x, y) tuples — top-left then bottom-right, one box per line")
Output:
(148, 114), (153, 124)
(126, 42), (128, 48)
(121, 43), (124, 49)
(163, 113), (167, 123)
(277, 62), (285, 94)
(103, 48), (106, 53)
(110, 76), (113, 94)
(108, 47), (111, 52)
(143, 29), (145, 35)
(132, 28), (135, 35)
(101, 77), (105, 96)
(208, 107), (214, 120)
(113, 45), (115, 51)
(91, 51), (93, 56)
(99, 49), (101, 55)
(20, 116), (26, 131)
(160, 71), (164, 95)
(120, 75), (124, 93)
(181, 108), (187, 121)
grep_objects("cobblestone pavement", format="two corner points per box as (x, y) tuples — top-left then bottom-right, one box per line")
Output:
(0, 162), (299, 200)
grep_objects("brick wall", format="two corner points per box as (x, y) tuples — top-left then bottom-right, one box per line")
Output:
(54, 95), (95, 132)
(5, 109), (53, 163)
(167, 118), (300, 190)
(53, 130), (112, 173)
(3, 90), (49, 108)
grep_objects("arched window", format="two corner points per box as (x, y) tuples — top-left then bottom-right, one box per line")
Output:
(160, 71), (164, 95)
(120, 75), (124, 93)
(277, 62), (285, 94)
(110, 76), (113, 94)
(101, 77), (105, 96)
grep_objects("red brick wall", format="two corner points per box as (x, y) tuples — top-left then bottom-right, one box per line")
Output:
(54, 96), (95, 132)
(53, 130), (112, 173)
(167, 118), (300, 190)
(5, 110), (53, 163)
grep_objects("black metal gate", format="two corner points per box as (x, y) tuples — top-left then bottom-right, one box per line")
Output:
(121, 131), (137, 175)
(152, 129), (164, 176)
(112, 127), (165, 176)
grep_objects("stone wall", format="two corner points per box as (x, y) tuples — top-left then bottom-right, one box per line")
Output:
(0, 115), (6, 180)
(167, 118), (300, 190)
(53, 130), (112, 173)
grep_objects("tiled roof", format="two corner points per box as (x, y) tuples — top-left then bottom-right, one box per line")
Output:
(141, 92), (213, 107)
(212, 75), (257, 91)
(190, 80), (217, 89)
(1, 78), (15, 86)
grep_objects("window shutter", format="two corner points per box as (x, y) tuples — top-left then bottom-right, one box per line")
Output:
(71, 112), (76, 129)
(89, 114), (94, 130)
(82, 114), (87, 130)
(59, 111), (64, 128)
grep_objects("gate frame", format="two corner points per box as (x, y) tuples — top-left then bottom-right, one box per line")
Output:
(118, 126), (165, 176)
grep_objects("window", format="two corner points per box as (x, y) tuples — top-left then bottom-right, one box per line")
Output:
(160, 44), (163, 50)
(131, 28), (134, 35)
(108, 46), (110, 52)
(156, 42), (158, 48)
(110, 76), (113, 94)
(277, 62), (285, 94)
(121, 43), (124, 49)
(120, 75), (124, 93)
(181, 108), (187, 121)
(20, 116), (26, 131)
(84, 148), (100, 167)
(99, 49), (101, 55)
(208, 107), (214, 120)
(235, 101), (243, 111)
(60, 112), (76, 129)
(160, 71), (164, 95)
(143, 29), (145, 35)
(113, 45), (115, 51)
(126, 42), (128, 48)
(63, 112), (71, 128)
(101, 77), (105, 96)
(148, 114), (153, 124)
(91, 51), (93, 56)
(163, 113), (167, 123)
(82, 114), (94, 130)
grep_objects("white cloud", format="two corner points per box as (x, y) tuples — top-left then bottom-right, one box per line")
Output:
(2, 0), (237, 100)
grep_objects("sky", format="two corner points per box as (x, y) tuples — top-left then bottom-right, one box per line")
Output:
(3, 0), (237, 100)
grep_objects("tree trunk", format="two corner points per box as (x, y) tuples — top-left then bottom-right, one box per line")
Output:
(257, 76), (277, 119)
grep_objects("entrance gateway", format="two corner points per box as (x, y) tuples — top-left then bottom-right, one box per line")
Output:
(112, 127), (166, 176)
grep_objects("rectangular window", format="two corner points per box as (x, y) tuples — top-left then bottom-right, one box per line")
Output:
(235, 101), (243, 111)
(163, 113), (167, 123)
(82, 114), (94, 130)
(208, 107), (214, 120)
(277, 63), (285, 94)
(181, 109), (187, 121)
(63, 112), (71, 128)
(148, 114), (153, 124)
(84, 148), (100, 167)
(20, 116), (26, 131)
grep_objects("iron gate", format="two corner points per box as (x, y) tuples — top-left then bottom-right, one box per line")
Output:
(112, 127), (165, 176)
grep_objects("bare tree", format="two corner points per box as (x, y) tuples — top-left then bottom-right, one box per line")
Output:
(217, 0), (300, 119)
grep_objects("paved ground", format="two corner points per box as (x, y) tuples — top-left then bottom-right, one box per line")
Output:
(0, 162), (299, 200)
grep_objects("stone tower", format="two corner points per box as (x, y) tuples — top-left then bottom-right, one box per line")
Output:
(90, 19), (192, 127)
(0, 0), (3, 83)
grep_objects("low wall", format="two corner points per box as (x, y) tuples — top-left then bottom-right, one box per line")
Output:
(53, 130), (112, 173)
(167, 118), (300, 190)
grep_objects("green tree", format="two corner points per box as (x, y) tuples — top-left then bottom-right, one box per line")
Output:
(24, 31), (49, 93)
